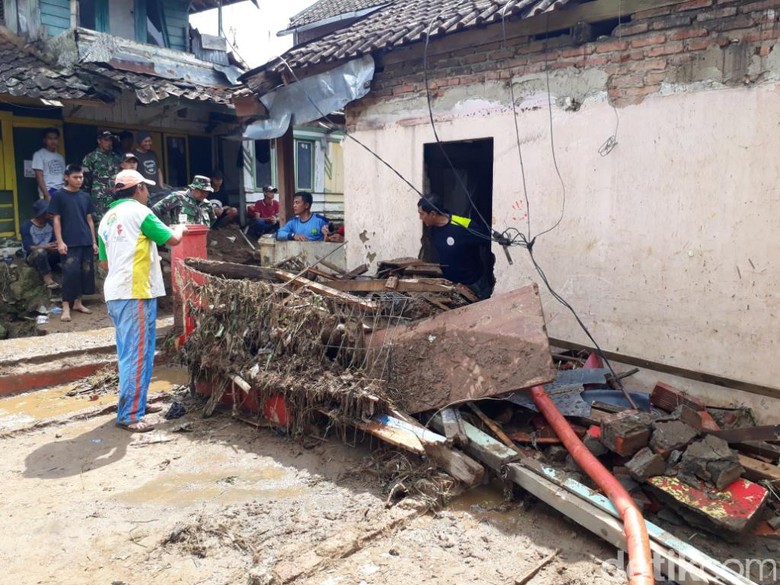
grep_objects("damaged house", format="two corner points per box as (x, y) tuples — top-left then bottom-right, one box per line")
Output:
(240, 0), (780, 423)
(0, 0), (251, 240)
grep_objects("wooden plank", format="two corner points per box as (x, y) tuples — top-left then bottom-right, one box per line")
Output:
(367, 286), (555, 414)
(733, 441), (780, 462)
(327, 277), (460, 293)
(439, 407), (468, 447)
(275, 269), (379, 311)
(422, 441), (485, 487)
(320, 260), (346, 275)
(340, 263), (368, 280)
(431, 415), (518, 472)
(506, 464), (728, 585)
(738, 454), (780, 483)
(707, 425), (780, 443)
(184, 258), (281, 281)
(550, 337), (780, 402)
(468, 403), (520, 452)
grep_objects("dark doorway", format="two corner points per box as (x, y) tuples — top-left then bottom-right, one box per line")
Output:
(421, 138), (495, 295)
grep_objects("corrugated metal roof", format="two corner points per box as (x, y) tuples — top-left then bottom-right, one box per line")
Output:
(289, 0), (391, 29)
(270, 0), (572, 73)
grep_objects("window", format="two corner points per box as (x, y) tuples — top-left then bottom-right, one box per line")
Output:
(254, 140), (273, 189)
(295, 139), (314, 191)
(146, 0), (169, 47)
(79, 0), (109, 32)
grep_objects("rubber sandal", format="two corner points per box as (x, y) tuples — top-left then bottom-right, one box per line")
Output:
(116, 421), (155, 433)
(46, 282), (61, 290)
(145, 404), (163, 414)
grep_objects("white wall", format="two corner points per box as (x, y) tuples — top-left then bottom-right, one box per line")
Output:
(344, 82), (780, 391)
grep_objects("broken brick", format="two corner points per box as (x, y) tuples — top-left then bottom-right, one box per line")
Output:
(650, 382), (707, 413)
(679, 435), (745, 490)
(679, 404), (721, 432)
(600, 411), (654, 457)
(650, 420), (699, 457)
(647, 476), (767, 538)
(626, 447), (666, 482)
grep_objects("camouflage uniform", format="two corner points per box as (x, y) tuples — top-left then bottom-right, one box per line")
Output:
(151, 189), (216, 226)
(82, 148), (122, 222)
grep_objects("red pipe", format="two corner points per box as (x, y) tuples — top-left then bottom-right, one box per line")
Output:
(530, 385), (654, 585)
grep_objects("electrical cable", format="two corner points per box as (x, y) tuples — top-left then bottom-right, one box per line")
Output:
(599, 0), (622, 157)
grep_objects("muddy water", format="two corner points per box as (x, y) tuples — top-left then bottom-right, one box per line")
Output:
(448, 483), (524, 533)
(0, 366), (189, 431)
(117, 463), (304, 506)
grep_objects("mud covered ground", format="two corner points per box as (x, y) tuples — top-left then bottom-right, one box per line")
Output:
(0, 376), (624, 585)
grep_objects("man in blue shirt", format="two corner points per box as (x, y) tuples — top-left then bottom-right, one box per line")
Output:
(276, 192), (328, 242)
(20, 199), (60, 289)
(417, 194), (494, 300)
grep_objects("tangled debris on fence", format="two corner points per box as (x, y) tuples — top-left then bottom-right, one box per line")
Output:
(179, 270), (416, 433)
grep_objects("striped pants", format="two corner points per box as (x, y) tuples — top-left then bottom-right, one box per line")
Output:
(107, 298), (157, 425)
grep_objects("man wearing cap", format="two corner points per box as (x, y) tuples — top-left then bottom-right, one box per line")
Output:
(247, 185), (280, 238)
(98, 170), (187, 433)
(151, 175), (217, 226)
(20, 199), (60, 289)
(120, 153), (139, 171)
(134, 132), (165, 194)
(82, 130), (122, 222)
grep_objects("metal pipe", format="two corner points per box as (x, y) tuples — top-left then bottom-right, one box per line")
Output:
(530, 385), (654, 585)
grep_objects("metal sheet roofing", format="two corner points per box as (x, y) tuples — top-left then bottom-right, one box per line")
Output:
(289, 0), (391, 29)
(270, 0), (572, 73)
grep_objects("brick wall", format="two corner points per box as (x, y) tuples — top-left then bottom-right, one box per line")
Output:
(349, 0), (780, 118)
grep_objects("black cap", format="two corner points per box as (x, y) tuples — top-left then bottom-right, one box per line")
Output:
(262, 185), (278, 193)
(98, 130), (115, 139)
(32, 199), (49, 217)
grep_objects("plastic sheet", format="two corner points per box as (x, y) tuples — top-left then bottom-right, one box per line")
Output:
(243, 55), (375, 140)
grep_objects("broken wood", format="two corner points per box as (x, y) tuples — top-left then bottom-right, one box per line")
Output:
(274, 269), (379, 311)
(320, 260), (346, 275)
(650, 382), (707, 413)
(340, 263), (368, 280)
(439, 407), (468, 447)
(184, 258), (281, 281)
(467, 403), (521, 453)
(707, 425), (780, 443)
(326, 277), (466, 294)
(514, 549), (559, 585)
(367, 286), (555, 414)
(422, 441), (485, 488)
(738, 454), (780, 483)
(733, 441), (780, 461)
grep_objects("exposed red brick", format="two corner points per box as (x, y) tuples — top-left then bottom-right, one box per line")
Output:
(462, 52), (487, 64)
(595, 40), (630, 53)
(630, 33), (668, 48)
(634, 5), (674, 19)
(675, 0), (715, 11)
(629, 58), (668, 72)
(758, 45), (771, 57)
(613, 21), (650, 36)
(696, 6), (738, 20)
(739, 0), (780, 11)
(559, 45), (595, 58)
(742, 28), (780, 42)
(650, 382), (707, 412)
(647, 41), (685, 57)
(611, 73), (645, 87)
(650, 14), (694, 30)
(679, 405), (721, 432)
(685, 37), (714, 51)
(490, 48), (516, 60)
(668, 27), (710, 41)
(712, 15), (756, 31)
(644, 71), (668, 85)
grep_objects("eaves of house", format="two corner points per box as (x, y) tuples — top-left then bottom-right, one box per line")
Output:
(243, 0), (571, 95)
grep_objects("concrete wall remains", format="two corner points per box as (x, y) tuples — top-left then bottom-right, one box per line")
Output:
(342, 1), (780, 394)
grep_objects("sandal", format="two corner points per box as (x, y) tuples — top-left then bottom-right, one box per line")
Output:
(117, 420), (155, 433)
(45, 282), (61, 290)
(73, 306), (92, 314)
(145, 404), (163, 414)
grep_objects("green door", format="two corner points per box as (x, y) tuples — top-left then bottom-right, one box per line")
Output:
(13, 127), (47, 225)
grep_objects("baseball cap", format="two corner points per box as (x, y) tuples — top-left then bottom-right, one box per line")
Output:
(98, 130), (115, 140)
(32, 199), (49, 218)
(263, 185), (278, 193)
(189, 175), (214, 193)
(123, 153), (138, 162)
(114, 169), (155, 189)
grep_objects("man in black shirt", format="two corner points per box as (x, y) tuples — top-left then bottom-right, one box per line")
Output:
(417, 195), (494, 300)
(49, 164), (98, 321)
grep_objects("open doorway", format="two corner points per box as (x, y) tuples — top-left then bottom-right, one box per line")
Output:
(421, 138), (495, 295)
